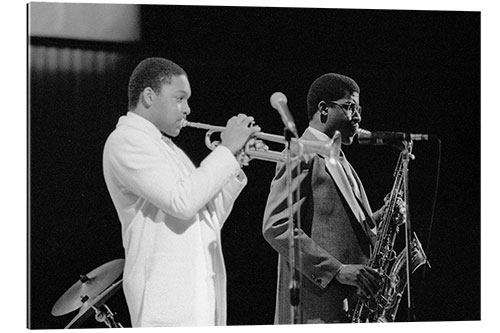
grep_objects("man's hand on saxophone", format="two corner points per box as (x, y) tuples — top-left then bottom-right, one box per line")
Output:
(335, 264), (383, 298)
(372, 191), (406, 226)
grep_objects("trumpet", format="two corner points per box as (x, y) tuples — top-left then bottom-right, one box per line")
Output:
(181, 120), (339, 163)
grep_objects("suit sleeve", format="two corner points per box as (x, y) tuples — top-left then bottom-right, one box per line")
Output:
(210, 170), (247, 227)
(104, 130), (242, 221)
(262, 155), (344, 289)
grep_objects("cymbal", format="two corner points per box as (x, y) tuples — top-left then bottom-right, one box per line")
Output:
(51, 258), (124, 316)
(64, 279), (123, 329)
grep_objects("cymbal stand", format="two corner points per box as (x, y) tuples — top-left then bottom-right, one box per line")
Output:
(92, 303), (123, 328)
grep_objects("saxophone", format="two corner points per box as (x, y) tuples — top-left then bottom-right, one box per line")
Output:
(351, 144), (429, 323)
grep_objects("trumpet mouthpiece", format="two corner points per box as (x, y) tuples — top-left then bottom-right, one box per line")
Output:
(356, 128), (372, 138)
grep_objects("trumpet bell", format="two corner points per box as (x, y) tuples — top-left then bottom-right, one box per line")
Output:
(242, 137), (339, 164)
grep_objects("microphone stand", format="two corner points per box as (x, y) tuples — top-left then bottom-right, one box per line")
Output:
(284, 128), (302, 324)
(400, 140), (416, 321)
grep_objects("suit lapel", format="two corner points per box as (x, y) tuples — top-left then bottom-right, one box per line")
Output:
(349, 165), (373, 216)
(325, 159), (367, 224)
(301, 129), (366, 225)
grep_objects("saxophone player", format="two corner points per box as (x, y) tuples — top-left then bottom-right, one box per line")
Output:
(262, 73), (387, 324)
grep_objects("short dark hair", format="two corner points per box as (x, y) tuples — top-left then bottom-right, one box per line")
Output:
(128, 57), (187, 110)
(306, 73), (360, 120)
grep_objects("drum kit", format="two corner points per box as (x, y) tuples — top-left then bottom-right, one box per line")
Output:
(51, 258), (125, 328)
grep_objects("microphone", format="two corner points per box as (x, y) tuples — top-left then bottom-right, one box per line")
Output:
(270, 92), (298, 137)
(357, 128), (430, 145)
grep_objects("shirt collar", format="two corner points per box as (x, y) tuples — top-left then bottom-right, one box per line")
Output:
(306, 126), (343, 160)
(117, 112), (163, 141)
(307, 126), (330, 141)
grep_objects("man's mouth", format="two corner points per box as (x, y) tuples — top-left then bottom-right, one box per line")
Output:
(348, 123), (359, 134)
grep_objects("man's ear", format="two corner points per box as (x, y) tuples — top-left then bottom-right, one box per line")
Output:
(140, 87), (155, 108)
(318, 101), (329, 115)
(318, 101), (329, 123)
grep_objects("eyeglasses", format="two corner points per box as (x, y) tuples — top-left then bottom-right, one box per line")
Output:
(329, 101), (362, 116)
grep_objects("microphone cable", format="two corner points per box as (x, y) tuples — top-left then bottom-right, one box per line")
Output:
(421, 135), (442, 282)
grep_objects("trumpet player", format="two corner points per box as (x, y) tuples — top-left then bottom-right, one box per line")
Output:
(102, 57), (261, 327)
(263, 73), (388, 324)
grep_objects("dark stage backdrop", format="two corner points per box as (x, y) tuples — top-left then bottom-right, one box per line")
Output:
(28, 6), (480, 329)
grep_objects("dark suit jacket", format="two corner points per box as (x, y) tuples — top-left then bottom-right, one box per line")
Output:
(262, 128), (377, 324)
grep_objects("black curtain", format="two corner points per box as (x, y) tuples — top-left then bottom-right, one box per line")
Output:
(28, 6), (481, 328)
(29, 42), (142, 328)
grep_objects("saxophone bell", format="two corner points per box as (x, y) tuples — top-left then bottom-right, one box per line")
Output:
(351, 144), (428, 323)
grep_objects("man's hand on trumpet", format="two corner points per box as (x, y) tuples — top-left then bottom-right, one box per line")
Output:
(220, 114), (263, 164)
(236, 138), (269, 166)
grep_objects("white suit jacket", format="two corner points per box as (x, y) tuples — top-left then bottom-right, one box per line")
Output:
(102, 112), (247, 327)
